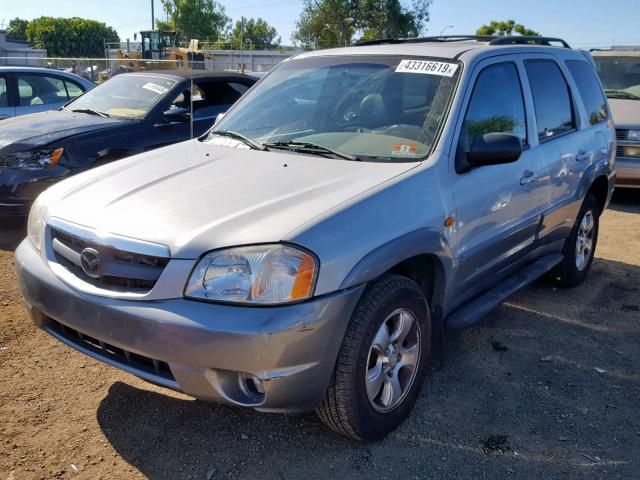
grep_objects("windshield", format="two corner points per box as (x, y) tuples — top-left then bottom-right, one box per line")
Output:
(64, 75), (177, 119)
(210, 55), (460, 161)
(593, 56), (640, 99)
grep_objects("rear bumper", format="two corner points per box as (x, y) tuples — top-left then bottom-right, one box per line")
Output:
(15, 239), (364, 412)
(615, 157), (640, 188)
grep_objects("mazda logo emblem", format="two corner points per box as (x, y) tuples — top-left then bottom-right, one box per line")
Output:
(80, 248), (102, 279)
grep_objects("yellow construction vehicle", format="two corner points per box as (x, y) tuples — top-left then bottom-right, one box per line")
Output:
(116, 30), (208, 71)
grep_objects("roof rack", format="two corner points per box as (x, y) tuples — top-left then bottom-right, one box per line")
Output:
(355, 35), (571, 49)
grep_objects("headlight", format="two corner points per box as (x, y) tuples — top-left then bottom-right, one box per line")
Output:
(0, 147), (63, 170)
(627, 130), (640, 142)
(27, 194), (47, 252)
(622, 145), (640, 158)
(185, 244), (318, 305)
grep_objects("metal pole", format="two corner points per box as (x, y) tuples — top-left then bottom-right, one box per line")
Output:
(151, 0), (155, 30)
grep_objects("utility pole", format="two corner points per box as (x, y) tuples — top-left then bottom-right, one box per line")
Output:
(151, 0), (155, 30)
(239, 17), (244, 73)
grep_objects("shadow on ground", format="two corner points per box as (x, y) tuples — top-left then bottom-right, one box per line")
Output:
(609, 189), (640, 214)
(96, 257), (640, 480)
(0, 219), (26, 252)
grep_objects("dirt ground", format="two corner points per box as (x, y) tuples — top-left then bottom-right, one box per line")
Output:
(1, 191), (639, 480)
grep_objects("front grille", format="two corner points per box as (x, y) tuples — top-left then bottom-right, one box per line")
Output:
(616, 145), (624, 157)
(51, 227), (169, 293)
(616, 129), (628, 141)
(46, 319), (175, 381)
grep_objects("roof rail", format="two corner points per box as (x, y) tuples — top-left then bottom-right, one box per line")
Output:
(355, 35), (497, 46)
(489, 36), (571, 48)
(355, 35), (571, 49)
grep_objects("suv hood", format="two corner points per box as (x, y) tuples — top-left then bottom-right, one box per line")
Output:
(45, 140), (417, 258)
(0, 110), (128, 154)
(608, 98), (640, 128)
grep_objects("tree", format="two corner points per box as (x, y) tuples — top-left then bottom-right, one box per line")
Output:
(229, 18), (280, 49)
(159, 0), (229, 42)
(25, 17), (119, 57)
(6, 18), (29, 41)
(476, 20), (540, 37)
(293, 0), (431, 49)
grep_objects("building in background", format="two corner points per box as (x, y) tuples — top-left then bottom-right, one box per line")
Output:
(0, 30), (47, 66)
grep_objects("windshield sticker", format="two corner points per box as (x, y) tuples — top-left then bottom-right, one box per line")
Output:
(142, 82), (169, 95)
(395, 60), (458, 77)
(392, 143), (417, 156)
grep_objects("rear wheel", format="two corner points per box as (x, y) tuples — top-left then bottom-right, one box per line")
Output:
(316, 275), (431, 440)
(548, 193), (600, 287)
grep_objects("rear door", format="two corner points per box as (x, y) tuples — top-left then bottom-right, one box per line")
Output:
(450, 57), (544, 300)
(520, 55), (596, 243)
(0, 73), (15, 119)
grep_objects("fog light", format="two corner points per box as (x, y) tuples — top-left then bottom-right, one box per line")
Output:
(239, 373), (264, 398)
(622, 146), (640, 158)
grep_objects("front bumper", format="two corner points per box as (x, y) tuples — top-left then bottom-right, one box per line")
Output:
(615, 157), (640, 188)
(15, 239), (364, 412)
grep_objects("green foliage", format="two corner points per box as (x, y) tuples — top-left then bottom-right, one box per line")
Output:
(229, 18), (280, 49)
(25, 17), (119, 57)
(476, 20), (540, 37)
(6, 18), (29, 41)
(467, 116), (517, 141)
(293, 0), (431, 48)
(159, 0), (229, 42)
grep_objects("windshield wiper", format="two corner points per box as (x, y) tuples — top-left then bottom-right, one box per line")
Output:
(68, 108), (110, 117)
(264, 140), (360, 161)
(605, 89), (640, 100)
(207, 130), (267, 151)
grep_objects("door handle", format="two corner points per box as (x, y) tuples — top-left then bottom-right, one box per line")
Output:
(576, 150), (592, 162)
(520, 170), (536, 185)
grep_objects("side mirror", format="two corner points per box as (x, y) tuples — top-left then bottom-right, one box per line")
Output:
(214, 112), (226, 125)
(163, 107), (190, 123)
(467, 133), (522, 167)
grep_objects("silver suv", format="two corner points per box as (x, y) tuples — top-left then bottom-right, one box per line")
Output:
(16, 36), (616, 440)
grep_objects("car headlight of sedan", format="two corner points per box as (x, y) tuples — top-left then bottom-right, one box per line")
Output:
(184, 244), (318, 305)
(27, 194), (47, 252)
(627, 129), (640, 142)
(0, 147), (64, 170)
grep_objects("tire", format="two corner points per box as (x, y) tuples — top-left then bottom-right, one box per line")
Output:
(316, 275), (431, 440)
(548, 193), (600, 287)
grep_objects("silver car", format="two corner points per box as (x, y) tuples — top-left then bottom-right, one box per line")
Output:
(16, 36), (615, 440)
(0, 67), (94, 120)
(592, 49), (640, 188)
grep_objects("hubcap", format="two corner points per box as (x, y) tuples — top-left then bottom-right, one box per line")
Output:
(365, 308), (420, 413)
(575, 210), (595, 271)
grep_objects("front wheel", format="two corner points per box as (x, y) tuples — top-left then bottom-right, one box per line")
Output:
(548, 193), (600, 287)
(316, 275), (431, 440)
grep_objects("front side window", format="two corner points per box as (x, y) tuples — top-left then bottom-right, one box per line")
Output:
(211, 55), (461, 162)
(457, 62), (527, 162)
(18, 75), (68, 106)
(566, 60), (607, 125)
(64, 75), (177, 119)
(525, 61), (575, 140)
(0, 77), (7, 107)
(593, 55), (640, 100)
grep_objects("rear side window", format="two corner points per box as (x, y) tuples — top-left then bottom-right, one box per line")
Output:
(566, 60), (608, 125)
(458, 62), (527, 159)
(525, 61), (575, 140)
(0, 77), (7, 107)
(18, 75), (69, 106)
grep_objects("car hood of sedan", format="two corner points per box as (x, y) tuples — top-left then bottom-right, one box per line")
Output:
(608, 98), (640, 128)
(0, 110), (128, 154)
(44, 139), (418, 258)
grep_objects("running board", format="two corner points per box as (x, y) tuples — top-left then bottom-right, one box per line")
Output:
(445, 254), (563, 330)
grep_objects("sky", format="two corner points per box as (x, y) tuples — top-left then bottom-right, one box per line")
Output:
(1, 0), (638, 49)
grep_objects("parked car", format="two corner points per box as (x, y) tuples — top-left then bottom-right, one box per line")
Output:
(592, 49), (640, 188)
(16, 36), (615, 440)
(0, 71), (256, 217)
(0, 67), (94, 120)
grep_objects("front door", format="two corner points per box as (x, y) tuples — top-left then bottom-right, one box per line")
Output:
(450, 58), (544, 304)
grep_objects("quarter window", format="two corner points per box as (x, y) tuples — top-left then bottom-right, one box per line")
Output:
(64, 80), (84, 100)
(525, 61), (575, 140)
(457, 62), (527, 165)
(566, 60), (608, 125)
